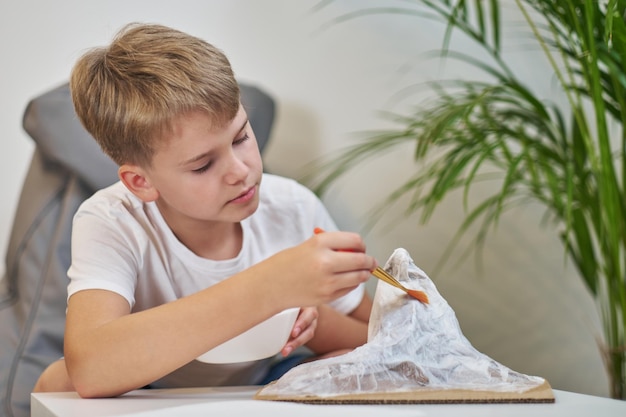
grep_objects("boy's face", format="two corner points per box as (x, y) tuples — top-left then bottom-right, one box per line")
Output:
(132, 105), (263, 229)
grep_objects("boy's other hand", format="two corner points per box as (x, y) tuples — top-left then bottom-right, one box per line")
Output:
(280, 306), (318, 356)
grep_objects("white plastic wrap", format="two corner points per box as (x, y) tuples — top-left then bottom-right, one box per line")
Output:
(257, 248), (547, 399)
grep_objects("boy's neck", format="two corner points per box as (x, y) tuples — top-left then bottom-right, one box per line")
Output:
(179, 222), (243, 260)
(156, 204), (243, 260)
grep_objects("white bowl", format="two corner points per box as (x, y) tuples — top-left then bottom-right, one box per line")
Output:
(196, 308), (300, 364)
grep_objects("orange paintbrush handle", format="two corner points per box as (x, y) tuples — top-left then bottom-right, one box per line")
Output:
(313, 227), (429, 304)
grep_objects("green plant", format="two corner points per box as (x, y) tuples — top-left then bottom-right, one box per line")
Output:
(309, 0), (626, 399)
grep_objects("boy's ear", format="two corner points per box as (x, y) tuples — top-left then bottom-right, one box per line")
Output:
(118, 164), (159, 202)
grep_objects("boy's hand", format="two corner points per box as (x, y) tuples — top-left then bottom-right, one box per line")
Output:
(259, 230), (376, 308)
(281, 306), (318, 356)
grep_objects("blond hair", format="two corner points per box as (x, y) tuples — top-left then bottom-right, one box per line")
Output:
(70, 23), (240, 167)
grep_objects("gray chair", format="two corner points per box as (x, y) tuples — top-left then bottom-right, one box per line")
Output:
(0, 82), (275, 417)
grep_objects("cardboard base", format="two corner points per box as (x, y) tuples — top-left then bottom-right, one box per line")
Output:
(254, 380), (555, 404)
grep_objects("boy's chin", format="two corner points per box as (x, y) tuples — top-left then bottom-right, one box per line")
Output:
(236, 198), (261, 221)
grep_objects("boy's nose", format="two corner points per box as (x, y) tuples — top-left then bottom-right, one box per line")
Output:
(223, 155), (249, 184)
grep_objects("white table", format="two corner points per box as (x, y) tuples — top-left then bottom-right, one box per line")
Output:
(31, 386), (626, 417)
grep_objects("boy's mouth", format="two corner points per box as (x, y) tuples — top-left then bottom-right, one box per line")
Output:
(229, 185), (256, 204)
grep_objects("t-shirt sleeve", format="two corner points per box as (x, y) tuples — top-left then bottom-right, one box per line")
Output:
(67, 204), (139, 309)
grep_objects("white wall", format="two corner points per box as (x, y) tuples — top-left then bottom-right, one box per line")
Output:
(0, 0), (609, 397)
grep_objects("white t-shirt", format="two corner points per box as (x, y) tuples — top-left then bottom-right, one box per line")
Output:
(67, 173), (364, 387)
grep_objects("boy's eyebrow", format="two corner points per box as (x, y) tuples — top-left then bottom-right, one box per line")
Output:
(235, 118), (249, 136)
(180, 118), (249, 167)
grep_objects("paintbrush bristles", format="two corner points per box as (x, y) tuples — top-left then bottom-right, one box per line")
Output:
(407, 289), (430, 304)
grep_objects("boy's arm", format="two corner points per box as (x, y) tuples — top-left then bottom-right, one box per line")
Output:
(304, 292), (373, 355)
(64, 276), (282, 398)
(63, 232), (375, 398)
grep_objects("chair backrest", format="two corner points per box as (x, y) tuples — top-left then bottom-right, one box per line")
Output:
(0, 82), (275, 417)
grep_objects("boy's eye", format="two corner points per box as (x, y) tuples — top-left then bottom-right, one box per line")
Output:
(192, 162), (211, 174)
(234, 133), (250, 145)
(191, 132), (249, 174)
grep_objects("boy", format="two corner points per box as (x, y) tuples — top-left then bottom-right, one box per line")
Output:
(34, 23), (375, 397)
